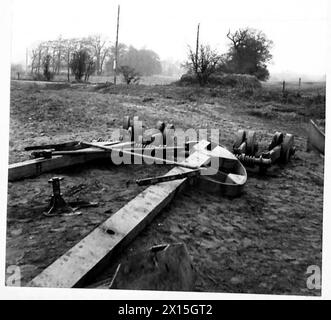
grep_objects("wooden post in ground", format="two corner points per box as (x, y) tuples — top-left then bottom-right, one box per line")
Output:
(298, 77), (301, 94)
(113, 5), (120, 85)
(282, 80), (286, 96)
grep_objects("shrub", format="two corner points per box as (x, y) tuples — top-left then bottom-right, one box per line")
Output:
(178, 72), (261, 90)
(119, 65), (140, 84)
(32, 73), (46, 81)
(247, 104), (276, 119)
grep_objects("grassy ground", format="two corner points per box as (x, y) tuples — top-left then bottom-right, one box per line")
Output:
(11, 73), (179, 86)
(6, 80), (325, 295)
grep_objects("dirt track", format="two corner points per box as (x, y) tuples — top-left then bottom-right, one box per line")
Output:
(6, 81), (324, 295)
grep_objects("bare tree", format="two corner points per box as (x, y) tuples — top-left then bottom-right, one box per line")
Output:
(30, 49), (38, 74)
(52, 36), (65, 74)
(30, 43), (48, 75)
(85, 35), (111, 75)
(226, 29), (249, 50)
(187, 45), (221, 86)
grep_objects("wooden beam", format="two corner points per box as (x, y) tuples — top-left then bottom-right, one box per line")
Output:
(8, 152), (111, 181)
(28, 141), (211, 288)
(8, 141), (186, 181)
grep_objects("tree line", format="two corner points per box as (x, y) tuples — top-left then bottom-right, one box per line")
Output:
(25, 35), (163, 82)
(13, 27), (273, 85)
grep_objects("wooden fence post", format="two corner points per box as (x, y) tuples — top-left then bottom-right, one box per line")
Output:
(282, 80), (286, 96)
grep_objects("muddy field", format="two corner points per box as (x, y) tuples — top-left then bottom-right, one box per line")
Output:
(6, 80), (325, 295)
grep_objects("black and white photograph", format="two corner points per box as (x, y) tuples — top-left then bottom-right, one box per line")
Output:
(1, 0), (329, 299)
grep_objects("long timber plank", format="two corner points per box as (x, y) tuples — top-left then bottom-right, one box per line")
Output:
(8, 141), (147, 181)
(28, 141), (211, 288)
(8, 152), (111, 181)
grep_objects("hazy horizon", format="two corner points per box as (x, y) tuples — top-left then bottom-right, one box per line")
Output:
(9, 0), (328, 80)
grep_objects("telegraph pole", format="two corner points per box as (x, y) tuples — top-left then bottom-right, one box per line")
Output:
(195, 23), (200, 72)
(114, 5), (120, 85)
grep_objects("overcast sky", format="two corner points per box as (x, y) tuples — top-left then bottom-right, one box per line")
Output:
(9, 0), (329, 78)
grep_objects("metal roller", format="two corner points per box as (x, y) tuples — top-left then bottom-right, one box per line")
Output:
(233, 129), (246, 150)
(123, 115), (130, 130)
(245, 130), (257, 156)
(156, 120), (166, 132)
(268, 132), (284, 151)
(280, 133), (295, 163)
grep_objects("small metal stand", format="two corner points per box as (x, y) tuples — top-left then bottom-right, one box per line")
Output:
(44, 177), (98, 217)
(44, 177), (79, 216)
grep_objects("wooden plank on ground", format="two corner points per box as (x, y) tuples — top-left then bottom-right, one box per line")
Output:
(8, 141), (155, 181)
(8, 152), (111, 181)
(28, 141), (211, 288)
